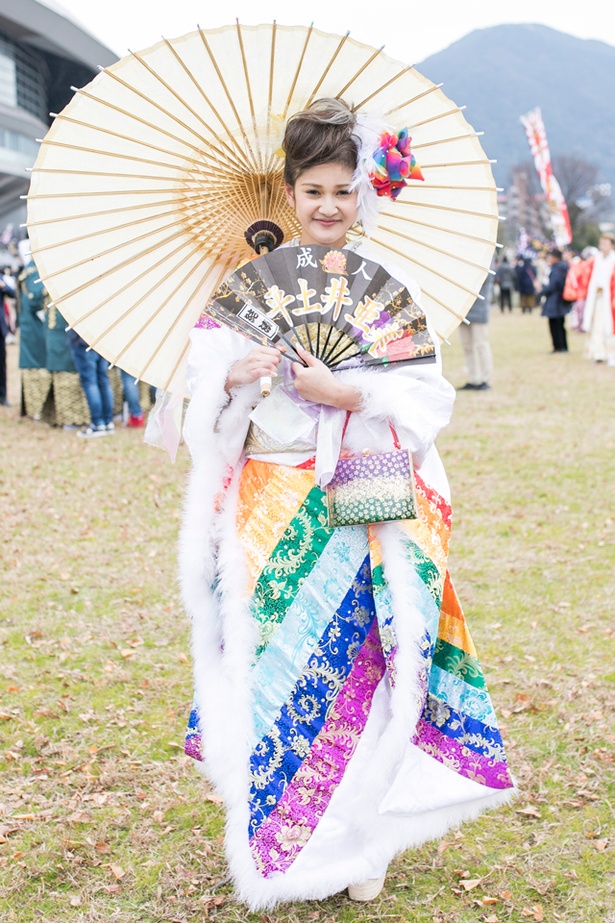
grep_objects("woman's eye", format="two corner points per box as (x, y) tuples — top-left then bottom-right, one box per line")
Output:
(337, 190), (350, 196)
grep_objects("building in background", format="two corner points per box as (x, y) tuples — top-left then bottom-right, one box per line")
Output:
(500, 167), (551, 250)
(0, 0), (117, 254)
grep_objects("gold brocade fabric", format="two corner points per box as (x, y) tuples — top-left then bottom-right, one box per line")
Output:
(243, 376), (316, 456)
(138, 380), (154, 413)
(109, 369), (124, 416)
(244, 419), (316, 455)
(21, 369), (51, 420)
(52, 373), (89, 426)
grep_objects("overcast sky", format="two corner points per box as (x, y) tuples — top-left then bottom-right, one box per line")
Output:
(49, 0), (615, 63)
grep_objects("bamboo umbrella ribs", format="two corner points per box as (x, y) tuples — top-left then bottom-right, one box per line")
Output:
(26, 22), (500, 396)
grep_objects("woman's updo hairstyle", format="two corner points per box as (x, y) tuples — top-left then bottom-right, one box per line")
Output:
(283, 98), (358, 187)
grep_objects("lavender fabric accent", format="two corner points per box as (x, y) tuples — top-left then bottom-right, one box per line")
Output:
(250, 619), (386, 877)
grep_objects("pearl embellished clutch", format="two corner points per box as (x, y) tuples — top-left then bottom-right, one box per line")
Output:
(325, 423), (417, 528)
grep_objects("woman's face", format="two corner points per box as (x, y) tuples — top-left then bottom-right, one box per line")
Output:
(599, 236), (614, 256)
(285, 162), (359, 249)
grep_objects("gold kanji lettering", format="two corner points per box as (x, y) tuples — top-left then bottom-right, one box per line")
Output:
(264, 285), (295, 325)
(291, 277), (319, 316)
(320, 276), (353, 321)
(344, 296), (384, 335)
(365, 322), (404, 357)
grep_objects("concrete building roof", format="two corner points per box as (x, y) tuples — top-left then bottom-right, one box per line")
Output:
(0, 0), (117, 70)
(0, 0), (118, 225)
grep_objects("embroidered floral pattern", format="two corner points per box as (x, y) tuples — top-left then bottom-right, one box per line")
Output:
(250, 620), (385, 876)
(184, 458), (514, 879)
(248, 552), (376, 838)
(184, 705), (202, 761)
(252, 488), (332, 655)
(414, 721), (512, 789)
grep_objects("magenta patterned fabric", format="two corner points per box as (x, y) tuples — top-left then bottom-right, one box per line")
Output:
(250, 620), (385, 876)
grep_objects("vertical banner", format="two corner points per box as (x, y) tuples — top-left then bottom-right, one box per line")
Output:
(520, 107), (572, 247)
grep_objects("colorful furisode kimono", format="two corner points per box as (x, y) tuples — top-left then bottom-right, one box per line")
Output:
(179, 242), (515, 909)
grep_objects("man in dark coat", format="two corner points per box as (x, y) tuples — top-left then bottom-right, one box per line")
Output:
(495, 256), (514, 312)
(540, 248), (571, 353)
(514, 257), (537, 313)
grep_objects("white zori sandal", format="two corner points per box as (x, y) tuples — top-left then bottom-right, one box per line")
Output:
(347, 872), (386, 901)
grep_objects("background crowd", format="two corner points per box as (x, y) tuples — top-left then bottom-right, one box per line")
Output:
(456, 233), (615, 390)
(1, 239), (155, 435)
(3, 232), (614, 426)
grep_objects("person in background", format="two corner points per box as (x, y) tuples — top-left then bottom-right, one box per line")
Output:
(67, 328), (115, 437)
(45, 304), (89, 428)
(495, 255), (514, 312)
(578, 233), (615, 365)
(120, 369), (145, 427)
(514, 256), (536, 313)
(540, 247), (571, 353)
(565, 246), (597, 333)
(533, 248), (550, 297)
(562, 248), (587, 332)
(458, 261), (495, 390)
(2, 266), (16, 344)
(17, 241), (49, 420)
(0, 271), (11, 406)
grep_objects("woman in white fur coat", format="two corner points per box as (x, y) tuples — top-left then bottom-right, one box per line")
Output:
(180, 99), (515, 909)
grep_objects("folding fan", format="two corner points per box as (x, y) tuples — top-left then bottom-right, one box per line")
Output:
(200, 245), (436, 370)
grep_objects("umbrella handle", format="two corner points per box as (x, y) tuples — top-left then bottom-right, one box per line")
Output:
(252, 234), (282, 400)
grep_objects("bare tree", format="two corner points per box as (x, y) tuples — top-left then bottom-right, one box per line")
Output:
(551, 155), (610, 234)
(508, 162), (553, 243)
(510, 155), (612, 245)
(552, 155), (598, 204)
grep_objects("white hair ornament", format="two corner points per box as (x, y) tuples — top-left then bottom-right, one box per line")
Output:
(350, 112), (425, 235)
(350, 113), (387, 235)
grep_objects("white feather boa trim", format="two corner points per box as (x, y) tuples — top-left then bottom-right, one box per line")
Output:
(180, 452), (515, 909)
(178, 326), (513, 909)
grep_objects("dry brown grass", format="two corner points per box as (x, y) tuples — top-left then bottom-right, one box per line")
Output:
(1, 307), (613, 922)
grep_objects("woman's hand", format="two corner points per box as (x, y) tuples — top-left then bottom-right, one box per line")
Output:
(225, 346), (283, 393)
(292, 347), (362, 410)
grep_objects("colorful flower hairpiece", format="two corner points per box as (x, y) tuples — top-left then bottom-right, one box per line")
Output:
(350, 115), (424, 234)
(370, 128), (424, 200)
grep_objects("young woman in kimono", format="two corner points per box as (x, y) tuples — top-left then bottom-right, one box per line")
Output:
(180, 99), (515, 909)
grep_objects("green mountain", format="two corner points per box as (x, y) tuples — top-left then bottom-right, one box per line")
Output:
(417, 23), (615, 192)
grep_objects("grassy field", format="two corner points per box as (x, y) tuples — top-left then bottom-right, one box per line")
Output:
(1, 308), (613, 923)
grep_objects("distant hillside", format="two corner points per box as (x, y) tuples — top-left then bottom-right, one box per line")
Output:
(418, 24), (615, 192)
